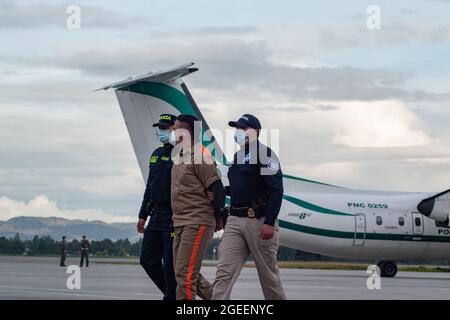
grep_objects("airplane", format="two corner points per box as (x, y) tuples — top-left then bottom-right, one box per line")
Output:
(99, 63), (450, 278)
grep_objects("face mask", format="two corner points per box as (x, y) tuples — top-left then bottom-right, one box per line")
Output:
(234, 129), (247, 145)
(169, 130), (178, 146)
(157, 129), (171, 144)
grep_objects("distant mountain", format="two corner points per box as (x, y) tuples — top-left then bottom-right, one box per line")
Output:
(0, 216), (139, 242)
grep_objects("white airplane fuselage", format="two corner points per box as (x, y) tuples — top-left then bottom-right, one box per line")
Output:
(278, 188), (450, 260)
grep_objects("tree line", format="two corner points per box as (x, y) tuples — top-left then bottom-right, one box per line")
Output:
(0, 233), (323, 260)
(0, 234), (142, 257)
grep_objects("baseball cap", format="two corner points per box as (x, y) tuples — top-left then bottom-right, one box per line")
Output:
(228, 114), (262, 130)
(152, 114), (177, 128)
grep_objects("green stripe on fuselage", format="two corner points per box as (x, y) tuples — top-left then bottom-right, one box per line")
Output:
(279, 220), (450, 243)
(282, 174), (339, 187)
(283, 194), (354, 216)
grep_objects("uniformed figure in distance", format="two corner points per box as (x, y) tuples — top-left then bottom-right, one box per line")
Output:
(80, 235), (90, 267)
(212, 114), (286, 300)
(137, 114), (177, 300)
(59, 236), (67, 267)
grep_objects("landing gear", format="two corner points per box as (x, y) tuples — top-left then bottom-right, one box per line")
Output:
(377, 260), (397, 277)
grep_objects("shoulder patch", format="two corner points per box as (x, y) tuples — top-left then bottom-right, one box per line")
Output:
(150, 155), (159, 163)
(267, 158), (280, 171)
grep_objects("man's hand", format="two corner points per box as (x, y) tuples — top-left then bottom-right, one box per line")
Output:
(136, 218), (146, 233)
(215, 217), (224, 232)
(260, 224), (274, 240)
(207, 190), (214, 202)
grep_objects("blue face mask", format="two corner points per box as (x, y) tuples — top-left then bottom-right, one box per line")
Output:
(234, 129), (247, 145)
(157, 129), (171, 144)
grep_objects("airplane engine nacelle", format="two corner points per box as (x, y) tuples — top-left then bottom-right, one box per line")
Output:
(417, 189), (450, 222)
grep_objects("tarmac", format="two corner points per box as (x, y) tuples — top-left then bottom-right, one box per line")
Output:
(1, 256), (449, 300)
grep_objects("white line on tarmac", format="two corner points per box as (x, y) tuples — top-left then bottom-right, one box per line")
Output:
(0, 285), (160, 299)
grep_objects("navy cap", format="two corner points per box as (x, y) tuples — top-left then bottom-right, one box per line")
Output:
(228, 114), (262, 130)
(152, 114), (176, 128)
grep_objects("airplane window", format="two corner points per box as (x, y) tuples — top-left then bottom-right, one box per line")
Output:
(415, 217), (422, 227)
(376, 216), (382, 225)
(398, 217), (405, 226)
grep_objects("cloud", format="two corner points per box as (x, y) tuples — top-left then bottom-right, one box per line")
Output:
(4, 38), (447, 103)
(0, 195), (134, 222)
(330, 100), (431, 147)
(0, 1), (144, 30)
(285, 153), (450, 193)
(63, 168), (143, 197)
(0, 101), (144, 210)
(315, 17), (450, 49)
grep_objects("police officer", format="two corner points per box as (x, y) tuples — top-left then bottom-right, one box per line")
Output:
(212, 114), (286, 300)
(59, 236), (67, 267)
(80, 235), (90, 267)
(137, 113), (177, 300)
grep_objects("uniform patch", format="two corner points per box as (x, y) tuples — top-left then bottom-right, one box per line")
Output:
(159, 114), (172, 120)
(150, 155), (159, 163)
(267, 159), (279, 171)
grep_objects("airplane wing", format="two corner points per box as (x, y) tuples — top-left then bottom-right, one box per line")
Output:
(417, 189), (450, 222)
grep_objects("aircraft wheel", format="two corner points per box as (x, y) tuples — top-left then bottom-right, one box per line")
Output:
(379, 260), (397, 278)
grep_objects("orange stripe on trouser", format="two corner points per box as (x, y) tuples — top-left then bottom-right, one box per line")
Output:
(185, 225), (206, 300)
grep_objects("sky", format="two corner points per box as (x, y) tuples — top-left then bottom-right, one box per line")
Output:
(1, 0), (450, 222)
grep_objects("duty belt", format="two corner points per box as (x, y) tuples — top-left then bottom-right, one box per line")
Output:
(152, 202), (171, 210)
(230, 206), (257, 218)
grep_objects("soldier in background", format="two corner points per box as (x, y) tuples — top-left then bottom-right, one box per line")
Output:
(80, 235), (90, 267)
(59, 236), (67, 267)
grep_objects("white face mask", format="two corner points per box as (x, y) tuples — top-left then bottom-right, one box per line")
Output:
(234, 129), (247, 145)
(169, 130), (178, 146)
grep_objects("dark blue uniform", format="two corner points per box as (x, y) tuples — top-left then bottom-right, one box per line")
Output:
(139, 143), (176, 300)
(213, 114), (286, 300)
(228, 140), (283, 226)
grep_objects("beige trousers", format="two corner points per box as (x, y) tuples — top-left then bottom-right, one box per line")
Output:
(173, 224), (214, 300)
(212, 216), (286, 300)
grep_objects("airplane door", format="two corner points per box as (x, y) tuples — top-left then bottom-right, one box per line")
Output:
(353, 214), (366, 246)
(412, 212), (424, 235)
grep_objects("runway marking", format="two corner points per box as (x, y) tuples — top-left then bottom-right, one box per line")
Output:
(0, 285), (160, 299)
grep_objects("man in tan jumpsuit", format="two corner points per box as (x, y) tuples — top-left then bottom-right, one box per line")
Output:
(170, 114), (225, 300)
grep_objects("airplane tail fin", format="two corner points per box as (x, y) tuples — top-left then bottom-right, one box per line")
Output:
(98, 63), (225, 183)
(417, 189), (450, 222)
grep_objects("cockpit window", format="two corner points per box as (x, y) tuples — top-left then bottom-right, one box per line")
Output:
(398, 217), (405, 226)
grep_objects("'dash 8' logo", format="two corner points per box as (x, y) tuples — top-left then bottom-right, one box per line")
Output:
(287, 212), (311, 219)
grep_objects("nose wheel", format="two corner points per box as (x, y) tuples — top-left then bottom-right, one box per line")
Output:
(377, 260), (397, 277)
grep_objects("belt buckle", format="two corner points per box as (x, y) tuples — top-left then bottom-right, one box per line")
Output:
(247, 208), (255, 218)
